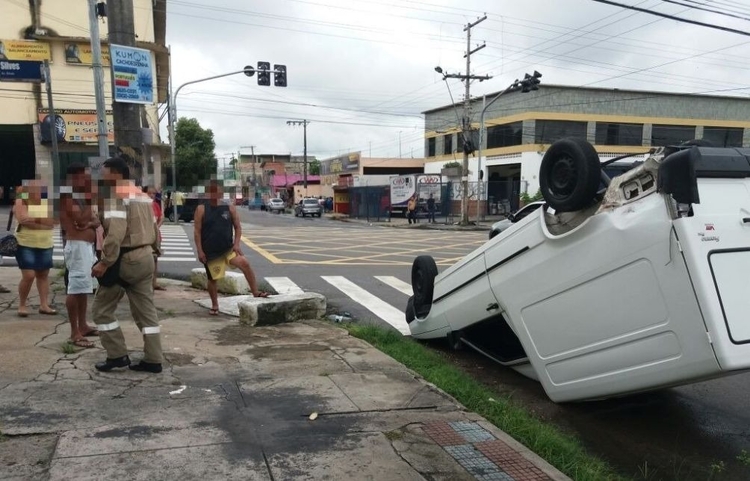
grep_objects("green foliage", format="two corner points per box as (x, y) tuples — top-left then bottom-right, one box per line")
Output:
(443, 161), (461, 169)
(308, 159), (321, 175)
(521, 190), (544, 204)
(175, 117), (218, 190)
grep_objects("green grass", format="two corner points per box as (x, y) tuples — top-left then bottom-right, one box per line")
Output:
(61, 342), (76, 355)
(738, 450), (750, 467)
(346, 324), (628, 481)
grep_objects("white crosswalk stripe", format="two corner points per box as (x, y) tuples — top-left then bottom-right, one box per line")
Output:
(374, 276), (413, 296)
(265, 277), (305, 295)
(321, 275), (411, 335)
(51, 225), (195, 262)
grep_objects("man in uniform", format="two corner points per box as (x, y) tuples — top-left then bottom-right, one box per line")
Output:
(91, 157), (163, 373)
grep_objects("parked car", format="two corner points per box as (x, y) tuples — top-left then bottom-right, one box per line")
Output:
(267, 198), (285, 214)
(295, 198), (323, 217)
(489, 201), (544, 239)
(405, 137), (750, 403)
(165, 196), (203, 222)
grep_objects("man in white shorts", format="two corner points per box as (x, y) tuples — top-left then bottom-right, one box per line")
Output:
(60, 163), (100, 348)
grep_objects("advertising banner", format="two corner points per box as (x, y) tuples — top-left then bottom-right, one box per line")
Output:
(64, 43), (111, 66)
(38, 109), (114, 143)
(0, 39), (51, 61)
(321, 152), (360, 175)
(110, 44), (154, 104)
(0, 59), (42, 82)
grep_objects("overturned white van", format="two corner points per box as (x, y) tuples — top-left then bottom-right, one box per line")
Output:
(406, 138), (750, 403)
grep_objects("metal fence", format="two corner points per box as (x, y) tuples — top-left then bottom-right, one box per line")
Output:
(345, 180), (523, 223)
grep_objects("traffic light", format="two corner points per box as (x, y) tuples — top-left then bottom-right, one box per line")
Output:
(274, 64), (287, 87)
(257, 61), (270, 86)
(521, 71), (542, 93)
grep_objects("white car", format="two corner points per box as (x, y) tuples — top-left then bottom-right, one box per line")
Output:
(406, 137), (750, 403)
(266, 198), (285, 214)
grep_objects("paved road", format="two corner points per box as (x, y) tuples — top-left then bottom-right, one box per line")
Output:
(2, 205), (749, 479)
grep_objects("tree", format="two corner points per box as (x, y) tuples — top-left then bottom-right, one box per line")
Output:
(174, 117), (217, 190)
(308, 159), (321, 175)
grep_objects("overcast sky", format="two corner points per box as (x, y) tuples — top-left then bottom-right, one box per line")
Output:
(164, 0), (750, 165)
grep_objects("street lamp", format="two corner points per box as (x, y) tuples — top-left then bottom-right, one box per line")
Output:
(169, 66), (255, 222)
(476, 71), (541, 222)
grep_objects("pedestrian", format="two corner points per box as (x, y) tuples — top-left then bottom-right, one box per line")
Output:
(427, 193), (436, 223)
(90, 157), (163, 373)
(407, 194), (418, 225)
(13, 181), (56, 317)
(194, 179), (268, 316)
(60, 163), (100, 348)
(143, 186), (166, 291)
(173, 189), (184, 221)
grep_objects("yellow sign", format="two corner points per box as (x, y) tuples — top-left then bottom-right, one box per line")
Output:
(38, 109), (114, 144)
(64, 43), (110, 66)
(0, 39), (51, 61)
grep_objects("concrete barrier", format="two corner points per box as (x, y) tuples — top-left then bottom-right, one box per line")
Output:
(239, 293), (326, 326)
(190, 268), (249, 295)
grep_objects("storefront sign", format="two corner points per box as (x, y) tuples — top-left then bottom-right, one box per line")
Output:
(0, 39), (51, 61)
(65, 42), (110, 66)
(111, 44), (154, 104)
(321, 152), (360, 175)
(38, 109), (114, 143)
(0, 60), (42, 82)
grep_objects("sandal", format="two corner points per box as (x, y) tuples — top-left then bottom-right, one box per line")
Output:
(253, 292), (270, 298)
(69, 338), (95, 349)
(209, 308), (219, 316)
(38, 308), (58, 315)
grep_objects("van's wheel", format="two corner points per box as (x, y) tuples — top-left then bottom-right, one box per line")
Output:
(539, 138), (601, 212)
(405, 296), (416, 323)
(412, 255), (438, 318)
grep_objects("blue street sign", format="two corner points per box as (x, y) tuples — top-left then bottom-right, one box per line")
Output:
(0, 59), (43, 82)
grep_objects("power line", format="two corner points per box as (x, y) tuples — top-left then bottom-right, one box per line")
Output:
(591, 0), (750, 37)
(660, 0), (750, 21)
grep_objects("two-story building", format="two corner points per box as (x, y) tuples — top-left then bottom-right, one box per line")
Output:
(423, 85), (750, 213)
(0, 0), (168, 203)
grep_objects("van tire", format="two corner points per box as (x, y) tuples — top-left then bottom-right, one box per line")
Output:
(540, 138), (601, 212)
(412, 255), (438, 318)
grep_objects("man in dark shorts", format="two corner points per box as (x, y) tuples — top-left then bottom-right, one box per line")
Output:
(194, 180), (267, 316)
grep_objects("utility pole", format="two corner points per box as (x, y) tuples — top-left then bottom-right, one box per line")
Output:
(287, 120), (309, 194)
(41, 61), (60, 183)
(435, 15), (491, 225)
(107, 0), (144, 182)
(399, 131), (402, 158)
(88, 0), (109, 161)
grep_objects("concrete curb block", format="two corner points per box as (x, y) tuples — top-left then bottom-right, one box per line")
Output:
(190, 269), (249, 295)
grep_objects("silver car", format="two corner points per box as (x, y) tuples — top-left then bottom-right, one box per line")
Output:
(295, 198), (323, 217)
(266, 198), (285, 214)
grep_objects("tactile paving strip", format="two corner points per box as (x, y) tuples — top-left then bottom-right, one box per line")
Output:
(423, 421), (553, 481)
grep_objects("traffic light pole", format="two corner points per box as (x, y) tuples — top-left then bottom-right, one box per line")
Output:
(169, 68), (253, 222)
(286, 120), (310, 195)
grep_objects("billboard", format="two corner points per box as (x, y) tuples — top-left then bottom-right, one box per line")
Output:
(320, 152), (360, 175)
(64, 43), (111, 66)
(111, 44), (154, 104)
(0, 39), (51, 61)
(38, 109), (114, 144)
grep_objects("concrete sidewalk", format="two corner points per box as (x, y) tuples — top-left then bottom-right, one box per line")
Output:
(0, 266), (569, 481)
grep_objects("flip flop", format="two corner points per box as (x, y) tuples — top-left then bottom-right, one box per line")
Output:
(82, 329), (99, 337)
(38, 309), (58, 315)
(209, 308), (219, 316)
(0, 286), (11, 294)
(69, 338), (95, 349)
(253, 292), (270, 298)
(154, 285), (167, 291)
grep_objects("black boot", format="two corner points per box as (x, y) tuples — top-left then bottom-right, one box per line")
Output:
(129, 361), (163, 373)
(95, 355), (131, 372)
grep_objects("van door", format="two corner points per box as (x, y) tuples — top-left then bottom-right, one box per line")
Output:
(673, 177), (750, 371)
